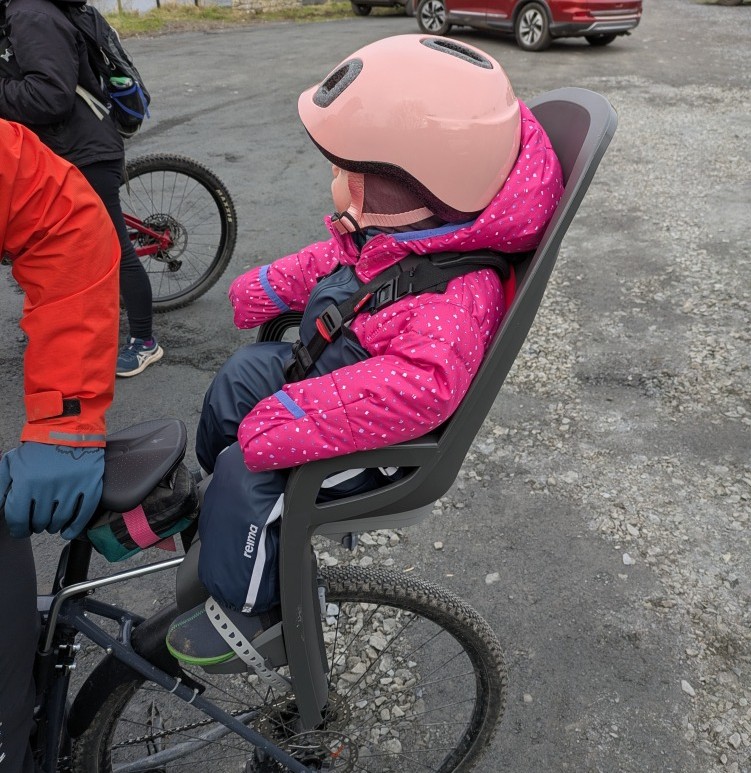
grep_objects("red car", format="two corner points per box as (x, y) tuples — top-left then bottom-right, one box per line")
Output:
(416, 0), (642, 51)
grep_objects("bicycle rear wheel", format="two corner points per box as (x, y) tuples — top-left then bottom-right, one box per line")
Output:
(122, 154), (237, 312)
(71, 566), (507, 772)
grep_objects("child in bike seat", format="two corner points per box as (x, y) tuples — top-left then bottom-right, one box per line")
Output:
(166, 34), (563, 667)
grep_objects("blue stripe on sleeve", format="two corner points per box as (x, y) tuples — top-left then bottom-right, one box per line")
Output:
(260, 265), (289, 312)
(273, 390), (305, 419)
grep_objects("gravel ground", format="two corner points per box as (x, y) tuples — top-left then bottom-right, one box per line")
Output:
(1, 0), (749, 770)
(491, 78), (751, 772)
(318, 5), (751, 769)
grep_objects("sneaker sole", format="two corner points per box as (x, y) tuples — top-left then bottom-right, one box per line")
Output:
(116, 345), (164, 378)
(165, 640), (236, 667)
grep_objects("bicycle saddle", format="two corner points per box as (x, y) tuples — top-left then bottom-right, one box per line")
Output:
(99, 419), (188, 513)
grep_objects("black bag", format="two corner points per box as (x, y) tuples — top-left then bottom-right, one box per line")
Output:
(64, 3), (151, 138)
(87, 462), (198, 562)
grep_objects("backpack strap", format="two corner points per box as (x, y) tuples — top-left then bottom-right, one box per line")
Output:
(284, 250), (513, 383)
(75, 84), (109, 120)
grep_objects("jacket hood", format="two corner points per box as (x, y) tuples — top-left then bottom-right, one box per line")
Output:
(327, 101), (564, 284)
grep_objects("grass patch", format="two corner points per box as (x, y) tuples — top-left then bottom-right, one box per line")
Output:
(106, 2), (404, 37)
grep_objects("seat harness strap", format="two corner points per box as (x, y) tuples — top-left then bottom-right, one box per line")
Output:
(285, 250), (515, 383)
(204, 598), (292, 692)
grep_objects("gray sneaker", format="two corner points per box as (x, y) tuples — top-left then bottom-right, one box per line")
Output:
(116, 337), (164, 377)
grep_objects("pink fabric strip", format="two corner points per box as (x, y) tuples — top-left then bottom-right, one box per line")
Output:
(122, 505), (161, 550)
(156, 536), (177, 552)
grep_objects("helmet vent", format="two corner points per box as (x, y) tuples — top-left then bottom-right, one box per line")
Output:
(313, 59), (364, 108)
(420, 38), (493, 69)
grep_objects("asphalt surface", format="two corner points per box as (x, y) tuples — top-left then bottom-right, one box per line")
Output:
(1, 0), (749, 770)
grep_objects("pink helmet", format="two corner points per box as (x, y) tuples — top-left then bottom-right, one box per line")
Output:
(298, 34), (521, 222)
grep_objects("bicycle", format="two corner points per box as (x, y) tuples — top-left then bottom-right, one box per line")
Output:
(31, 418), (507, 773)
(26, 87), (615, 772)
(121, 154), (238, 313)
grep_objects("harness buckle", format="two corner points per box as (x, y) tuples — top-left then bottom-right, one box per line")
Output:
(285, 340), (314, 381)
(315, 304), (343, 343)
(372, 277), (404, 310)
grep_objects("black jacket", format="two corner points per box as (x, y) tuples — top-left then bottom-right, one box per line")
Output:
(0, 0), (122, 168)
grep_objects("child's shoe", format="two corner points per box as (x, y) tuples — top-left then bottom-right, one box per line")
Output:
(116, 337), (163, 377)
(166, 598), (276, 668)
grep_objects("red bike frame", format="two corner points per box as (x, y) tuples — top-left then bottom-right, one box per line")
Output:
(123, 212), (173, 258)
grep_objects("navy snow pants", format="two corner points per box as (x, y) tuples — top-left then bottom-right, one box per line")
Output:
(195, 267), (399, 615)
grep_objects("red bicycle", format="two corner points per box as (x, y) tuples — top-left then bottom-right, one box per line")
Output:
(121, 154), (238, 312)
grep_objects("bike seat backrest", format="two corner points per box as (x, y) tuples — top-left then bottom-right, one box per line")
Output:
(99, 418), (188, 513)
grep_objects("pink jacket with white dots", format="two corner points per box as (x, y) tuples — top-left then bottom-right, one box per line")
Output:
(230, 102), (564, 472)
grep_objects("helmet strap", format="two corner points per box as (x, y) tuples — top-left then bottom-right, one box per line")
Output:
(336, 171), (439, 233)
(331, 210), (364, 237)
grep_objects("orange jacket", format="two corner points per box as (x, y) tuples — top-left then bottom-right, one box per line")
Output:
(0, 120), (120, 448)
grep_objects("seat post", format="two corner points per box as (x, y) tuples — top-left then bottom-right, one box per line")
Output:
(279, 505), (328, 729)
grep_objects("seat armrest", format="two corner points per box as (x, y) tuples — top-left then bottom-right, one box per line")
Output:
(281, 434), (441, 530)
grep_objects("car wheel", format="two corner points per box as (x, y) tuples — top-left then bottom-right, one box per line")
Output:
(351, 1), (372, 14)
(417, 0), (452, 35)
(585, 33), (617, 46)
(405, 0), (415, 15)
(514, 2), (552, 51)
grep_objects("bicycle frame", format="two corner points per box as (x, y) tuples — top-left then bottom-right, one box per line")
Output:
(33, 539), (312, 773)
(123, 212), (174, 259)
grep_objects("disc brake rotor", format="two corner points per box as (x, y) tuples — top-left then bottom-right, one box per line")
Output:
(138, 213), (188, 266)
(253, 695), (356, 771)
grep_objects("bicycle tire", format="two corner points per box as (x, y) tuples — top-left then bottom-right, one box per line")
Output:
(71, 566), (507, 772)
(122, 154), (237, 312)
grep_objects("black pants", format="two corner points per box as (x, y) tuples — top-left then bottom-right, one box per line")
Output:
(80, 159), (154, 341)
(0, 521), (38, 773)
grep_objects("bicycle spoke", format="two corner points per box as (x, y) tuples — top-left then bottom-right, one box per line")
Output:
(113, 713), (255, 772)
(120, 155), (236, 309)
(76, 567), (505, 772)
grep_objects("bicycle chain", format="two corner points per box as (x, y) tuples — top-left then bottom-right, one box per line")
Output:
(56, 755), (72, 773)
(112, 707), (253, 749)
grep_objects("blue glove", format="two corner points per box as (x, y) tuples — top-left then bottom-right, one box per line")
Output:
(0, 442), (104, 540)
